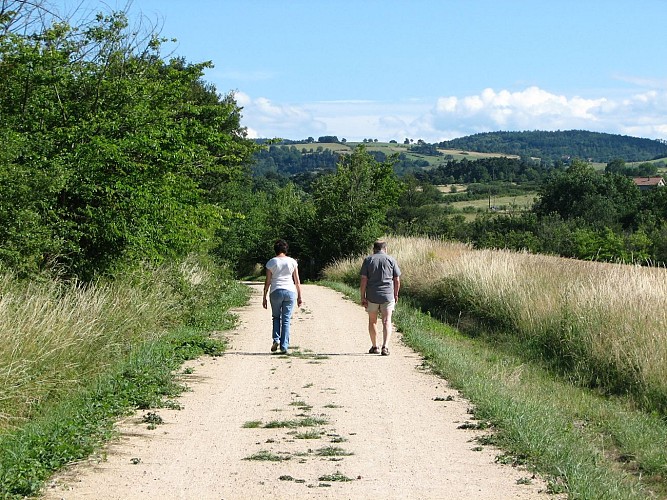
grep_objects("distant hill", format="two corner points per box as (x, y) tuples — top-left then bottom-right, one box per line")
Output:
(437, 130), (667, 163)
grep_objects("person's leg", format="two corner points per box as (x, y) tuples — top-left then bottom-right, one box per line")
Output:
(269, 290), (282, 350)
(279, 290), (296, 353)
(367, 310), (379, 348)
(380, 301), (395, 355)
(381, 308), (393, 347)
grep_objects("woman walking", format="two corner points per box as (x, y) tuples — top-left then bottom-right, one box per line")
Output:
(262, 239), (303, 354)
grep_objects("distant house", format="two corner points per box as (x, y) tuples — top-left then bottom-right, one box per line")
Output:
(632, 176), (665, 191)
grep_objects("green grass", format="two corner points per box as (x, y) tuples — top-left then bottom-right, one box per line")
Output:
(244, 450), (290, 462)
(318, 471), (353, 482)
(322, 281), (666, 499)
(263, 417), (328, 429)
(289, 401), (313, 411)
(294, 431), (322, 440)
(315, 446), (353, 457)
(448, 193), (536, 211)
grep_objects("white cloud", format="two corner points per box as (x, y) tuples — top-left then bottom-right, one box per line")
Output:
(235, 86), (667, 143)
(236, 92), (327, 139)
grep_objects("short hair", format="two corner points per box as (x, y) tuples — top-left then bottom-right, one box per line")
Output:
(373, 240), (387, 253)
(274, 239), (289, 255)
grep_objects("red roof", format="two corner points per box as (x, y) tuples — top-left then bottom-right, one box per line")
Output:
(632, 177), (665, 187)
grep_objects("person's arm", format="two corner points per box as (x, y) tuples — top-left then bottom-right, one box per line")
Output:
(292, 267), (303, 307)
(393, 275), (400, 303)
(262, 269), (272, 309)
(360, 275), (368, 307)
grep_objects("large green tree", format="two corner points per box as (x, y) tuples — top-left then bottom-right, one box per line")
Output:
(0, 4), (256, 278)
(310, 145), (402, 268)
(533, 159), (640, 229)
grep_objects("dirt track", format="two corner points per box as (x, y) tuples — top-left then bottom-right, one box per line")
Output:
(44, 283), (553, 499)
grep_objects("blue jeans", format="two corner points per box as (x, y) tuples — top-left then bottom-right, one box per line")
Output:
(270, 289), (296, 351)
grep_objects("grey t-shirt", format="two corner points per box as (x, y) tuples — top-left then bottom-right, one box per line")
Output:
(360, 252), (401, 304)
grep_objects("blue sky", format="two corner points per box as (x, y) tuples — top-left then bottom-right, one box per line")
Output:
(56, 0), (667, 143)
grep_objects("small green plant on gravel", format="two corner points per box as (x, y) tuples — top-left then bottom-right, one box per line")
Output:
(264, 419), (300, 429)
(318, 471), (353, 482)
(303, 382), (314, 388)
(264, 417), (328, 429)
(162, 399), (182, 410)
(142, 411), (164, 429)
(295, 430), (322, 439)
(324, 404), (342, 408)
(457, 420), (491, 430)
(315, 446), (353, 457)
(299, 416), (328, 427)
(290, 401), (313, 410)
(242, 420), (263, 428)
(244, 450), (290, 462)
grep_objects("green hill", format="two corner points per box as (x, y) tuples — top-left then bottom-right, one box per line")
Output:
(437, 130), (667, 163)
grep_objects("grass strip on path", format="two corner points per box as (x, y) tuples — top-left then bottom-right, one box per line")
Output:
(322, 281), (667, 499)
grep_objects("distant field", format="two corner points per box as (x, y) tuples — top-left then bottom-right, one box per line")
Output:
(449, 193), (536, 211)
(437, 148), (520, 161)
(436, 184), (468, 194)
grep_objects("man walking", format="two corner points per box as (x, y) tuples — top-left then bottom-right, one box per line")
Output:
(360, 240), (401, 356)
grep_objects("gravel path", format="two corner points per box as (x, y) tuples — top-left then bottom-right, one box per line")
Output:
(44, 283), (553, 499)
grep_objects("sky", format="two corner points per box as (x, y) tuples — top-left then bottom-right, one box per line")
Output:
(53, 0), (667, 143)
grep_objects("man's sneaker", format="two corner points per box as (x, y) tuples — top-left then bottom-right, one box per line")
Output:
(381, 347), (390, 356)
(368, 346), (380, 354)
(271, 342), (279, 352)
(280, 348), (288, 355)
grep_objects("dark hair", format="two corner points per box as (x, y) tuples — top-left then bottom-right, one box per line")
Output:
(373, 240), (387, 253)
(274, 239), (289, 255)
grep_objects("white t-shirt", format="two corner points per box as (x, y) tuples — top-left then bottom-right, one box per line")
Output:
(266, 256), (298, 293)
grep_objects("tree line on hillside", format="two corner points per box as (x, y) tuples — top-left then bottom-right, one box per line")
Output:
(439, 130), (667, 163)
(414, 156), (554, 184)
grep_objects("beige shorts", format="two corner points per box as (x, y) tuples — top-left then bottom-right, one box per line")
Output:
(366, 300), (395, 313)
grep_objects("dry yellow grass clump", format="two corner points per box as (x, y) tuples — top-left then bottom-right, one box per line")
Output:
(324, 236), (667, 411)
(0, 267), (184, 428)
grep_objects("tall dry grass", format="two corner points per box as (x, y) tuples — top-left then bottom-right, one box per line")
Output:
(0, 264), (191, 429)
(324, 236), (667, 412)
